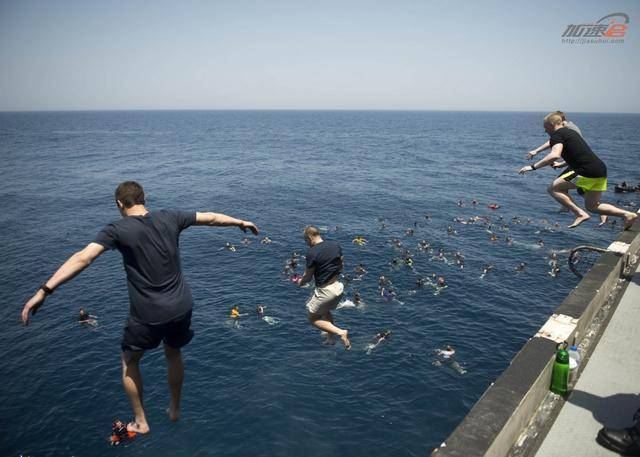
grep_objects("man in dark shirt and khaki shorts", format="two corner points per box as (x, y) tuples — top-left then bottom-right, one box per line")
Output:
(21, 181), (259, 434)
(298, 226), (351, 350)
(519, 113), (637, 230)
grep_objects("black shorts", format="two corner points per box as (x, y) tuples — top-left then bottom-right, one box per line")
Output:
(121, 310), (194, 352)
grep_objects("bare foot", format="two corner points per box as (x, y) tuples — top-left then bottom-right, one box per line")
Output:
(167, 407), (180, 422)
(623, 213), (638, 230)
(568, 214), (590, 228)
(339, 330), (351, 350)
(598, 215), (608, 226)
(127, 420), (150, 434)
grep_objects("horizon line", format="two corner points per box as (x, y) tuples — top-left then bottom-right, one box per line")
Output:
(1, 108), (639, 115)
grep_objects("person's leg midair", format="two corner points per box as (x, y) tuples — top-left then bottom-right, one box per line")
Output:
(164, 344), (184, 422)
(122, 350), (150, 433)
(309, 313), (350, 349)
(547, 178), (589, 227)
(584, 191), (637, 229)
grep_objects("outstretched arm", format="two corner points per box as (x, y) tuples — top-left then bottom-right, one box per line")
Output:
(519, 143), (563, 174)
(21, 242), (105, 325)
(526, 141), (551, 159)
(195, 212), (259, 235)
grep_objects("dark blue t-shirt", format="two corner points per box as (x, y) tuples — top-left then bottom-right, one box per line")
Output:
(93, 210), (197, 324)
(306, 240), (343, 287)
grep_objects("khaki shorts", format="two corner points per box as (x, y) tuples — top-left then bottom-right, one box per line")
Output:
(306, 281), (344, 315)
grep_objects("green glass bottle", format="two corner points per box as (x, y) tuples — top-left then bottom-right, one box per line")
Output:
(550, 345), (570, 396)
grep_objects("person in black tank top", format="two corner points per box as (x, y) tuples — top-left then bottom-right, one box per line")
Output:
(519, 113), (637, 230)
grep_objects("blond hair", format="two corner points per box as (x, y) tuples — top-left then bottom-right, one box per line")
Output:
(544, 113), (563, 127)
(303, 225), (321, 239)
(552, 110), (567, 121)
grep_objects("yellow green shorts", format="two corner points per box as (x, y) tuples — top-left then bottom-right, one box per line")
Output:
(575, 176), (607, 192)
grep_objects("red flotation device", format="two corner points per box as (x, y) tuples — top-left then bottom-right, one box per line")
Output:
(487, 204), (501, 210)
(110, 431), (136, 445)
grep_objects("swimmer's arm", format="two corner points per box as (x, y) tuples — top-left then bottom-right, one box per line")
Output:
(526, 141), (550, 159)
(21, 243), (105, 325)
(519, 144), (563, 174)
(298, 267), (315, 287)
(195, 212), (259, 235)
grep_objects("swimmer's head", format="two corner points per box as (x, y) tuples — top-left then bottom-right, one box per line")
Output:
(303, 225), (322, 246)
(543, 113), (563, 134)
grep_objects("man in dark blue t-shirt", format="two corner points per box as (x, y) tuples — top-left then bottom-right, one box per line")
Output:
(298, 226), (351, 349)
(21, 181), (259, 434)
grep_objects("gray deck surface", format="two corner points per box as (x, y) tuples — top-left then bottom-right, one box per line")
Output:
(536, 263), (640, 457)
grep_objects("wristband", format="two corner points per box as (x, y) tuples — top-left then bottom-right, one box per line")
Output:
(530, 163), (536, 171)
(40, 283), (54, 295)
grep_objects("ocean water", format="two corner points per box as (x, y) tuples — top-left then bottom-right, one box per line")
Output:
(1, 110), (638, 457)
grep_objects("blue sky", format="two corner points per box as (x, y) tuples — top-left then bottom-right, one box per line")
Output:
(0, 0), (638, 112)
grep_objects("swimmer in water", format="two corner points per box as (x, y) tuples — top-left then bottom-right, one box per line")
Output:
(437, 276), (447, 288)
(374, 329), (391, 344)
(472, 198), (478, 205)
(447, 226), (457, 235)
(506, 236), (514, 246)
(516, 262), (526, 272)
(480, 263), (493, 279)
(437, 345), (455, 358)
(536, 239), (545, 247)
(453, 251), (464, 268)
(230, 306), (240, 319)
(549, 253), (560, 277)
(434, 345), (467, 374)
(405, 228), (415, 237)
(352, 236), (367, 246)
(225, 242), (236, 252)
(457, 200), (464, 207)
(256, 305), (266, 315)
(241, 237), (252, 246)
(77, 308), (97, 324)
(404, 254), (414, 268)
(354, 263), (367, 275)
(354, 290), (362, 306)
(110, 419), (130, 446)
(366, 329), (391, 354)
(260, 236), (272, 244)
(489, 233), (499, 242)
(418, 240), (431, 252)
